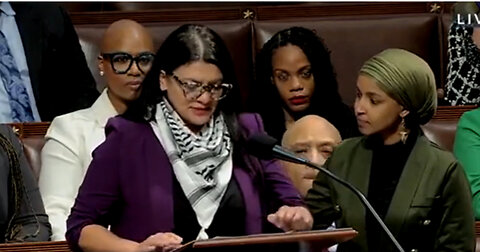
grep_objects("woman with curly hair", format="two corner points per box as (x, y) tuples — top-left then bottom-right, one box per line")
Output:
(252, 27), (358, 141)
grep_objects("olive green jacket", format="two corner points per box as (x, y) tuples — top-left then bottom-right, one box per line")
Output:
(306, 134), (475, 252)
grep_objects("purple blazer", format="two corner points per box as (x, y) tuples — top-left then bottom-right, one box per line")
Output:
(66, 113), (303, 250)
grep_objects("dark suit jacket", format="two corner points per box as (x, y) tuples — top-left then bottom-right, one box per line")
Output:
(0, 125), (51, 242)
(10, 3), (99, 121)
(306, 133), (475, 252)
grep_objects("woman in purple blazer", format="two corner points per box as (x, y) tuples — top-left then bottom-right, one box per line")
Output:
(66, 24), (313, 252)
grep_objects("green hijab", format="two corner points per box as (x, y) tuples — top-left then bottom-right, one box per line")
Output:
(360, 48), (437, 126)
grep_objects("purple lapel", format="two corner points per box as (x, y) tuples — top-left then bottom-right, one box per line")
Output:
(143, 124), (175, 232)
(233, 164), (263, 234)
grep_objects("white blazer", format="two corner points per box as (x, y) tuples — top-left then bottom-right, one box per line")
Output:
(39, 89), (117, 241)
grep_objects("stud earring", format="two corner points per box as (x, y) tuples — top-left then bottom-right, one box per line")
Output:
(99, 71), (104, 76)
(399, 117), (408, 144)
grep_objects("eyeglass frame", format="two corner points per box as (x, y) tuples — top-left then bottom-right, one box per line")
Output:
(99, 52), (155, 74)
(171, 73), (233, 101)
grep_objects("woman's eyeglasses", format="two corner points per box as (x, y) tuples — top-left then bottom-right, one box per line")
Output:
(100, 52), (155, 74)
(172, 74), (232, 101)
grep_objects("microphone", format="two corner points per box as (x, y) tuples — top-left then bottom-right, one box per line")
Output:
(246, 133), (405, 252)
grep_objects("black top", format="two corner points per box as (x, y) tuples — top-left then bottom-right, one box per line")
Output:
(173, 174), (246, 243)
(365, 130), (416, 251)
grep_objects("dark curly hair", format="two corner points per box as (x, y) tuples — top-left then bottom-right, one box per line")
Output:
(252, 26), (358, 140)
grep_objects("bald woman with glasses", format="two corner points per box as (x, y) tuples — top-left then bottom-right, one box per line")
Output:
(39, 19), (155, 241)
(65, 24), (313, 252)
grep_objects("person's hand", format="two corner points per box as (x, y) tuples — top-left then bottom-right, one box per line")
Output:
(136, 232), (183, 252)
(267, 206), (313, 232)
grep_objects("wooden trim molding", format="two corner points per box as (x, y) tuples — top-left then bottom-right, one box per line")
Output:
(0, 241), (70, 251)
(477, 221), (480, 236)
(68, 2), (455, 25)
(2, 105), (477, 139)
(0, 223), (478, 251)
(69, 7), (244, 25)
(8, 122), (50, 139)
(431, 105), (477, 120)
(256, 2), (432, 20)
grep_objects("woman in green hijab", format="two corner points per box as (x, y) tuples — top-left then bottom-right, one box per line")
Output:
(305, 48), (475, 252)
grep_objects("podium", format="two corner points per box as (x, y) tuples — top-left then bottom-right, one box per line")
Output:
(0, 228), (357, 252)
(174, 228), (357, 252)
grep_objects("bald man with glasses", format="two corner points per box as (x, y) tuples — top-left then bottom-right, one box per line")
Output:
(281, 115), (342, 198)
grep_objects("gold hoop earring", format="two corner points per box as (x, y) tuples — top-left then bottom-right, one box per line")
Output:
(99, 71), (104, 76)
(400, 117), (408, 144)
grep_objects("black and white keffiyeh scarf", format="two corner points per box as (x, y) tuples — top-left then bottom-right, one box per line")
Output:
(150, 97), (232, 239)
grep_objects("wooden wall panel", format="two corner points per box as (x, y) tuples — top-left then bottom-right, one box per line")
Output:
(66, 2), (455, 25)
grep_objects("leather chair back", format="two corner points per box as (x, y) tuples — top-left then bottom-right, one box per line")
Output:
(422, 119), (458, 152)
(22, 136), (46, 181)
